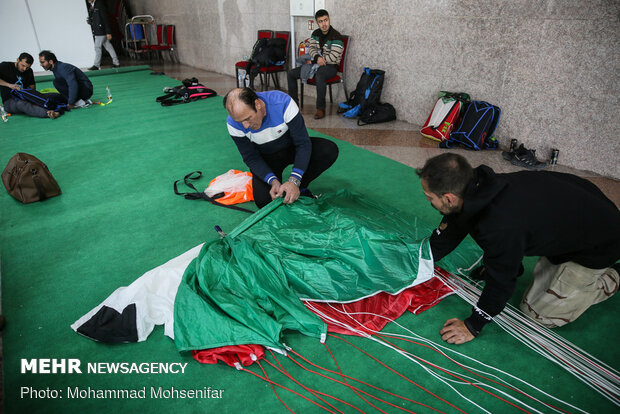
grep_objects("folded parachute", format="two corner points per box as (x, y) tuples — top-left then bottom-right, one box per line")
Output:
(73, 190), (481, 357)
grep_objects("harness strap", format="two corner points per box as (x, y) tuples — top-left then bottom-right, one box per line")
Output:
(173, 171), (254, 214)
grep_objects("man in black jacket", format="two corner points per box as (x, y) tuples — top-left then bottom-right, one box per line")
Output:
(86, 0), (120, 70)
(417, 153), (620, 344)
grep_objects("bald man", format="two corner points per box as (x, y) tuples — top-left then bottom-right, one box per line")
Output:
(223, 88), (339, 208)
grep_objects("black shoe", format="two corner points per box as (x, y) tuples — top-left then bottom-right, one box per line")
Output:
(469, 266), (487, 281)
(88, 65), (99, 71)
(502, 150), (514, 161)
(113, 64), (120, 68)
(510, 144), (547, 170)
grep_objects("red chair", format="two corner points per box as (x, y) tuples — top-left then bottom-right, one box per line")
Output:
(145, 24), (177, 62)
(300, 35), (350, 108)
(258, 31), (290, 90)
(235, 30), (274, 88)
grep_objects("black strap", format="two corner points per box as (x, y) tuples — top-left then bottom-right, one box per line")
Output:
(173, 171), (254, 214)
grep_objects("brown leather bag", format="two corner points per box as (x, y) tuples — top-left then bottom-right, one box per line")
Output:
(2, 153), (61, 203)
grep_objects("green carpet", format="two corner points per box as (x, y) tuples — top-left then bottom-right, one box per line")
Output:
(0, 69), (617, 413)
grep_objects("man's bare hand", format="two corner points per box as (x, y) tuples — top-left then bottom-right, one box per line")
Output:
(440, 318), (475, 344)
(269, 180), (281, 200)
(276, 181), (300, 204)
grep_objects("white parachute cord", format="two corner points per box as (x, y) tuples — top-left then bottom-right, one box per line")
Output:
(304, 302), (493, 414)
(436, 270), (620, 406)
(326, 303), (584, 414)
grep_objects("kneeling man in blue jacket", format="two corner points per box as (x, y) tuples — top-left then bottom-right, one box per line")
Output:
(39, 50), (93, 109)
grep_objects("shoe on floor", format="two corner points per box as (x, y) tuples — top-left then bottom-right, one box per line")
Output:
(314, 109), (325, 119)
(502, 150), (514, 161)
(74, 99), (86, 108)
(113, 64), (120, 68)
(510, 144), (547, 170)
(88, 65), (99, 71)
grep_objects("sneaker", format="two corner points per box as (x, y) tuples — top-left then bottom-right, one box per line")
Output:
(113, 64), (120, 68)
(510, 144), (547, 170)
(74, 99), (86, 108)
(88, 65), (99, 71)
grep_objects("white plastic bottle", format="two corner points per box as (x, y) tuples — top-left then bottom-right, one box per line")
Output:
(0, 105), (8, 122)
(106, 86), (112, 101)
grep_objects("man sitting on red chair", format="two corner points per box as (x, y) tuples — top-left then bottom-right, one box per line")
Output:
(287, 9), (344, 120)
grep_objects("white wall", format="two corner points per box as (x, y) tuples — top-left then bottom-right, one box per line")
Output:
(0, 0), (94, 71)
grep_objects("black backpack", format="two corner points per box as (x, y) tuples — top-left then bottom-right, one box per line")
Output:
(10, 88), (69, 113)
(440, 101), (500, 150)
(246, 38), (287, 77)
(338, 68), (385, 118)
(156, 78), (217, 107)
(357, 102), (396, 126)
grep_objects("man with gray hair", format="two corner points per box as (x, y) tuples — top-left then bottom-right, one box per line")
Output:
(223, 88), (339, 208)
(417, 153), (620, 344)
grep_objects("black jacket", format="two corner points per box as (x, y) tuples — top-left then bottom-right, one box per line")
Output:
(430, 165), (620, 332)
(87, 0), (112, 36)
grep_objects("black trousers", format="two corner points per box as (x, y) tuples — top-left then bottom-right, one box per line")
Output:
(252, 137), (339, 208)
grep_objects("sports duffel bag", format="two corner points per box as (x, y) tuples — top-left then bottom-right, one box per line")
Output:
(2, 153), (61, 203)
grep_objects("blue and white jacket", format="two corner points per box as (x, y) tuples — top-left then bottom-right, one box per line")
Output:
(227, 91), (311, 184)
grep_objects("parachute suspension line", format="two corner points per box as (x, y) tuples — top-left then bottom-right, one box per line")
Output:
(322, 341), (391, 414)
(287, 350), (448, 414)
(305, 302), (473, 414)
(435, 268), (620, 406)
(241, 362), (335, 414)
(363, 334), (534, 414)
(265, 350), (355, 414)
(329, 303), (578, 414)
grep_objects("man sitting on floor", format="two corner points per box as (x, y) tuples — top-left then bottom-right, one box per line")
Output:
(287, 9), (344, 120)
(223, 87), (339, 208)
(39, 50), (93, 109)
(417, 153), (620, 344)
(0, 52), (61, 119)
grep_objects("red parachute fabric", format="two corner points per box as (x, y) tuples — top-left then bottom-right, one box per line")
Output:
(192, 344), (265, 368)
(191, 275), (453, 365)
(306, 275), (453, 336)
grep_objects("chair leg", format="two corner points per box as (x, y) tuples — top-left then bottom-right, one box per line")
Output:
(328, 84), (333, 103)
(300, 81), (304, 108)
(235, 67), (240, 88)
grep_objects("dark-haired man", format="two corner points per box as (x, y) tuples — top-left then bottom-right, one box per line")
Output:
(223, 88), (339, 208)
(0, 53), (61, 119)
(39, 50), (93, 109)
(417, 153), (620, 344)
(287, 9), (344, 119)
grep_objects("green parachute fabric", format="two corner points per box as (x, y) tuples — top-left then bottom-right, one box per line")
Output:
(173, 190), (479, 352)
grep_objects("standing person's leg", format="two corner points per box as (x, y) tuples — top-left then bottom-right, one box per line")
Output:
(286, 67), (302, 104)
(102, 37), (120, 66)
(298, 137), (339, 191)
(313, 65), (338, 112)
(251, 147), (295, 208)
(91, 35), (105, 69)
(520, 257), (619, 327)
(4, 99), (58, 118)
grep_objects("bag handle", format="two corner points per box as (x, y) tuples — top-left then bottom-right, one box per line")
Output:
(174, 171), (254, 214)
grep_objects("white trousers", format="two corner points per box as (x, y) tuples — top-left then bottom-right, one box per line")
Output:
(93, 35), (119, 67)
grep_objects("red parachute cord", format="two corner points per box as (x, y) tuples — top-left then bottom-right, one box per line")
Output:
(288, 349), (449, 414)
(323, 341), (402, 414)
(330, 334), (532, 414)
(376, 332), (572, 414)
(241, 361), (336, 414)
(266, 350), (361, 414)
(255, 360), (296, 414)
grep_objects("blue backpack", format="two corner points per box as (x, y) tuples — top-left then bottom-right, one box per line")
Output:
(338, 68), (385, 118)
(10, 88), (69, 113)
(441, 101), (500, 150)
